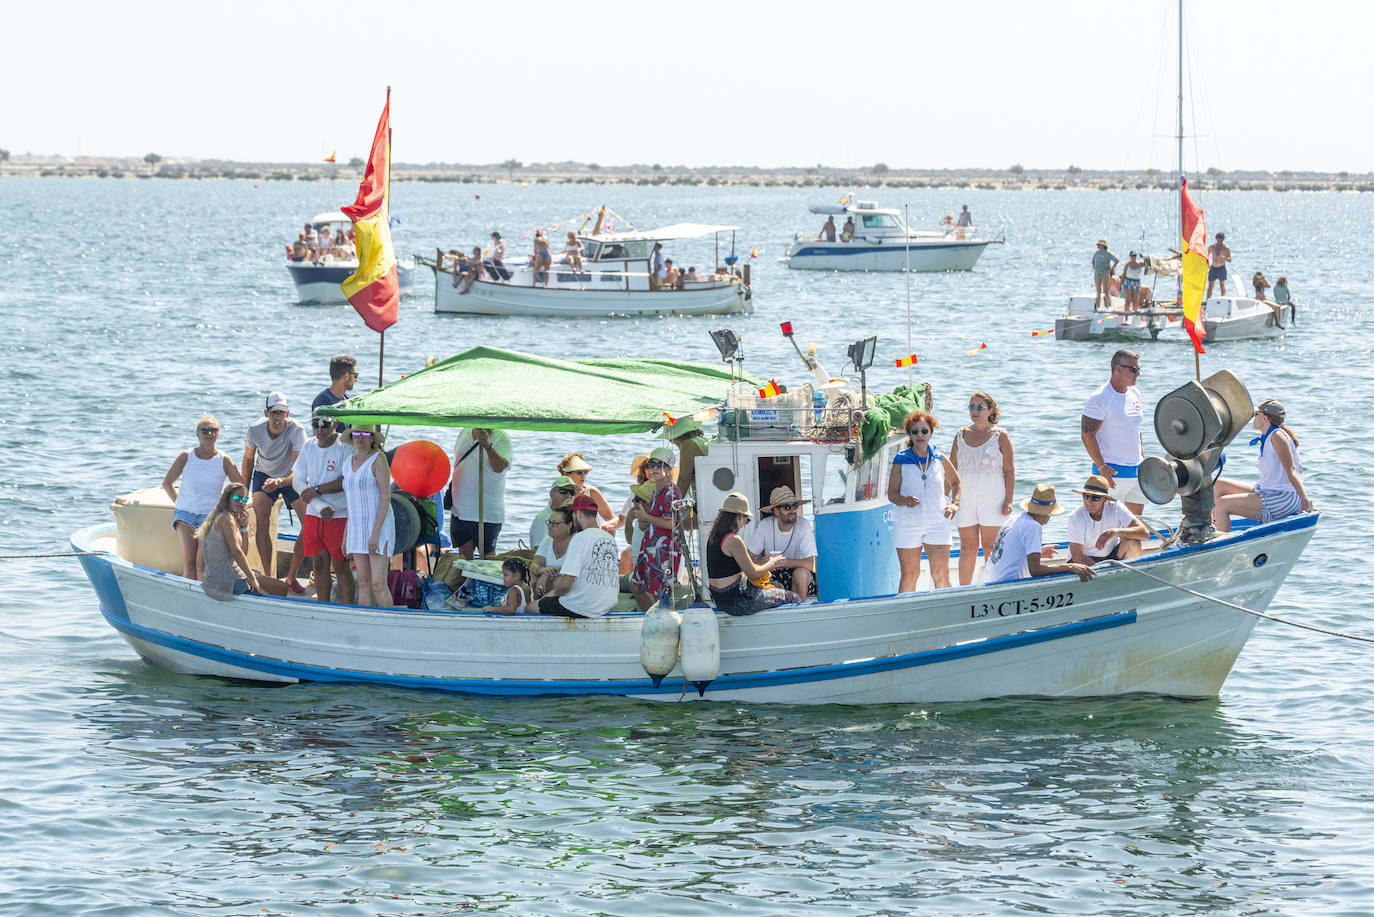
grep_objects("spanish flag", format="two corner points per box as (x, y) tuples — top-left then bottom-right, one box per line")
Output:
(1180, 176), (1207, 354)
(895, 353), (917, 368)
(757, 379), (781, 399)
(341, 90), (398, 333)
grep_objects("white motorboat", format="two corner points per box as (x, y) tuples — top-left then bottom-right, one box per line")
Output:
(422, 222), (751, 318)
(1055, 258), (1292, 343)
(784, 201), (1002, 271)
(286, 210), (414, 305)
(73, 346), (1315, 704)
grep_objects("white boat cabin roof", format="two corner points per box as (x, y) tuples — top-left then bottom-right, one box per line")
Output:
(807, 201), (902, 219)
(309, 211), (352, 226)
(583, 222), (739, 243)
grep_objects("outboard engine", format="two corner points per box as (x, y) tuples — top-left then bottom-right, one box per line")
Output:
(639, 589), (681, 688)
(1138, 369), (1253, 544)
(678, 607), (720, 697)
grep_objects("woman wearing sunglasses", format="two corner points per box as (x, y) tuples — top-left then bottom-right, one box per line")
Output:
(947, 392), (1015, 585)
(342, 426), (395, 607)
(162, 415), (243, 581)
(195, 482), (287, 600)
(627, 448), (683, 610)
(557, 453), (616, 531)
(888, 410), (961, 592)
(531, 502), (575, 599)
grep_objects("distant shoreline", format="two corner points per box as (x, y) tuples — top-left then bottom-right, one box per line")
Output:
(3, 155), (1371, 193)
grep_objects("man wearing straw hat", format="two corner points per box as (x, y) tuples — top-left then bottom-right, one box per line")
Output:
(748, 486), (817, 599)
(1065, 474), (1149, 565)
(982, 484), (1096, 586)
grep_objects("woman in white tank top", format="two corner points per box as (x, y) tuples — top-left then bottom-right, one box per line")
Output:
(1212, 398), (1313, 532)
(161, 415), (243, 580)
(947, 392), (1016, 585)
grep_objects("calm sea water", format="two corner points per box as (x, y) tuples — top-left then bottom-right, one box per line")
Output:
(2, 177), (1372, 915)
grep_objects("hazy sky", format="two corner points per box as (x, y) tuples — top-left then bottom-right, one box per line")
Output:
(5, 0), (1368, 173)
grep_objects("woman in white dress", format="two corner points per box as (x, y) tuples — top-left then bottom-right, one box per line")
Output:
(947, 392), (1016, 585)
(342, 425), (395, 606)
(887, 410), (961, 592)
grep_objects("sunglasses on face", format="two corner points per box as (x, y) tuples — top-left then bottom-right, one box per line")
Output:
(351, 431), (373, 438)
(547, 518), (570, 526)
(1083, 495), (1105, 503)
(1117, 364), (1141, 374)
(229, 494), (248, 503)
(646, 461), (669, 469)
(311, 420), (333, 429)
(777, 502), (800, 511)
(199, 427), (219, 435)
(908, 428), (932, 436)
(556, 487), (577, 495)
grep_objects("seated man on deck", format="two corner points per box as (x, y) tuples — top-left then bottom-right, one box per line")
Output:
(748, 486), (818, 599)
(840, 217), (855, 242)
(291, 235), (309, 261)
(538, 495), (622, 618)
(982, 484), (1095, 585)
(458, 245), (484, 295)
(1065, 475), (1147, 566)
(663, 259), (680, 289)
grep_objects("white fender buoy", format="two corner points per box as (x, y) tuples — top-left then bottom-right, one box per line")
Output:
(678, 607), (720, 697)
(639, 597), (681, 688)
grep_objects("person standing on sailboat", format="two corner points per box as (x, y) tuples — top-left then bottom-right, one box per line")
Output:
(1206, 232), (1231, 298)
(1092, 240), (1119, 310)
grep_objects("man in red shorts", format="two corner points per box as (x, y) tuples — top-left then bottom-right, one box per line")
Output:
(292, 408), (355, 604)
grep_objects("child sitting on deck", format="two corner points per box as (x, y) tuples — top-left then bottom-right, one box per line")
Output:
(495, 558), (532, 614)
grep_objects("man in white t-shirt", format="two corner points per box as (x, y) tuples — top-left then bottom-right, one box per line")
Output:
(1066, 475), (1149, 565)
(1080, 349), (1146, 516)
(539, 496), (621, 618)
(529, 475), (579, 548)
(449, 427), (512, 558)
(748, 486), (817, 598)
(288, 410), (355, 604)
(983, 484), (1096, 585)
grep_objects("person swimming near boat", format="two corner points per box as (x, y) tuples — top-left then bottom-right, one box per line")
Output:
(982, 484), (1095, 585)
(538, 495), (622, 618)
(1092, 240), (1119, 310)
(1206, 232), (1231, 298)
(1065, 474), (1147, 565)
(1211, 398), (1313, 532)
(706, 492), (797, 616)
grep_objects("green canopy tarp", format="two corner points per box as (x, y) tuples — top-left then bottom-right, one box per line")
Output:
(319, 346), (756, 435)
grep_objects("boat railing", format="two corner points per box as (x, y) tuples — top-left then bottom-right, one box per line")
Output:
(418, 254), (743, 292)
(720, 404), (863, 444)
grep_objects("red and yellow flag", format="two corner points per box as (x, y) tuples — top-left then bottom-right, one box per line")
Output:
(341, 91), (398, 333)
(895, 354), (917, 368)
(1180, 176), (1207, 354)
(757, 379), (781, 399)
(324, 151), (337, 163)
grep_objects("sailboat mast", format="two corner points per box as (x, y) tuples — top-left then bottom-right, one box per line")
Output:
(1178, 0), (1184, 246)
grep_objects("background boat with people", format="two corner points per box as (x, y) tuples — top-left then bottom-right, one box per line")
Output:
(784, 200), (1002, 271)
(285, 210), (415, 304)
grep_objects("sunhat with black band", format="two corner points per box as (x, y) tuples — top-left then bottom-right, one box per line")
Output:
(1071, 474), (1117, 502)
(762, 485), (810, 513)
(1020, 483), (1065, 516)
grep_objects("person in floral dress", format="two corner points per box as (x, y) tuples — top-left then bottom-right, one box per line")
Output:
(628, 447), (682, 610)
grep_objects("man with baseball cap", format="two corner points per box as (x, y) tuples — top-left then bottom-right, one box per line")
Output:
(1065, 474), (1148, 565)
(538, 494), (621, 618)
(241, 392), (306, 583)
(748, 485), (817, 598)
(983, 484), (1096, 585)
(529, 475), (579, 548)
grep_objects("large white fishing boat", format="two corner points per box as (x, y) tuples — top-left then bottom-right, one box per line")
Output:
(421, 222), (751, 318)
(784, 201), (1002, 272)
(285, 211), (414, 305)
(73, 344), (1314, 704)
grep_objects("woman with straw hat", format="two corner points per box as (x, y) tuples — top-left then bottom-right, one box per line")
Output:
(557, 452), (615, 530)
(982, 484), (1096, 586)
(627, 448), (683, 610)
(706, 492), (798, 616)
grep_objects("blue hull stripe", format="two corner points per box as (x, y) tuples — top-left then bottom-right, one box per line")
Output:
(791, 242), (986, 258)
(100, 606), (1135, 696)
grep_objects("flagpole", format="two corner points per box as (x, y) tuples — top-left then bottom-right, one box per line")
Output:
(1178, 0), (1199, 382)
(379, 85), (392, 390)
(904, 204), (914, 391)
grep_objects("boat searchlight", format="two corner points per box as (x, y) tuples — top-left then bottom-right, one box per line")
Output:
(710, 328), (741, 363)
(1138, 369), (1254, 544)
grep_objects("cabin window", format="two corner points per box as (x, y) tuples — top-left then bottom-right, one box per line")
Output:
(600, 272), (621, 283)
(556, 271), (591, 283)
(818, 453), (851, 506)
(619, 241), (651, 259)
(861, 214), (898, 229)
(601, 244), (627, 259)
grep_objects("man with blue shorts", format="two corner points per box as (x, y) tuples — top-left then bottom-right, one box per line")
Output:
(242, 392), (306, 581)
(1080, 350), (1146, 516)
(1206, 232), (1231, 298)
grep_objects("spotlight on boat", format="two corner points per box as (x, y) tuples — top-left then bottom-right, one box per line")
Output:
(710, 328), (741, 363)
(847, 335), (877, 371)
(1138, 369), (1253, 543)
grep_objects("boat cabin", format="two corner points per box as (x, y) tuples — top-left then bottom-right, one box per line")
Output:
(693, 412), (907, 603)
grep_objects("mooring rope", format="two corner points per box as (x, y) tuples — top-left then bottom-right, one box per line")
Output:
(1103, 558), (1374, 645)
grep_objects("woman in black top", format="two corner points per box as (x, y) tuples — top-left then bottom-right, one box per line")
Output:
(706, 492), (797, 616)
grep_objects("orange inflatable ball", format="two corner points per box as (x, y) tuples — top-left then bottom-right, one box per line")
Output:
(391, 440), (451, 497)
